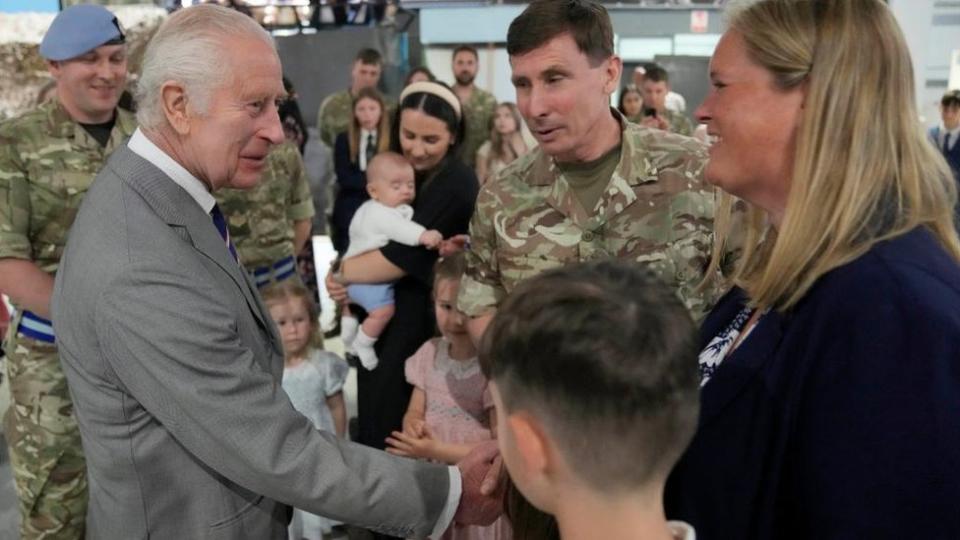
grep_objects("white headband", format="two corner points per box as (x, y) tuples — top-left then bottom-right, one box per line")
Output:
(399, 81), (462, 120)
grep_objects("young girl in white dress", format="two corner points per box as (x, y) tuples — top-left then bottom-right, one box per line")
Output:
(385, 254), (511, 540)
(264, 282), (349, 540)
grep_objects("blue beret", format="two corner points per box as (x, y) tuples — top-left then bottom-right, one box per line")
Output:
(40, 4), (125, 61)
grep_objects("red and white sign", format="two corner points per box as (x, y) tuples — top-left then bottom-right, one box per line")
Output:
(691, 10), (709, 34)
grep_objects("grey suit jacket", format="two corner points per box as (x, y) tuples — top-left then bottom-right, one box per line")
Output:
(52, 145), (450, 539)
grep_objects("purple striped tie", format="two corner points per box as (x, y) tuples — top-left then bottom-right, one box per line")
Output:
(210, 203), (239, 263)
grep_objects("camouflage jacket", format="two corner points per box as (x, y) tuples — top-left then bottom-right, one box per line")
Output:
(317, 88), (395, 149)
(0, 101), (136, 275)
(459, 111), (724, 322)
(216, 142), (315, 271)
(460, 87), (497, 169)
(317, 89), (354, 148)
(662, 109), (694, 137)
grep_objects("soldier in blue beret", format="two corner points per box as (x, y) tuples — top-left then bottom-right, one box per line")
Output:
(0, 4), (135, 539)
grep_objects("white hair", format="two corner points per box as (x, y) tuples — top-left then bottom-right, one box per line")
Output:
(136, 4), (275, 129)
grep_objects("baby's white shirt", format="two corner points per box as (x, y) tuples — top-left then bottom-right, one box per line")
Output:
(343, 200), (426, 258)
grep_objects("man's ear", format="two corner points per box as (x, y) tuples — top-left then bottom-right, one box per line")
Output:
(46, 60), (62, 79)
(160, 81), (191, 135)
(507, 412), (550, 478)
(602, 54), (624, 96)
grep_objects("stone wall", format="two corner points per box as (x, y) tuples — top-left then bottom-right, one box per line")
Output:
(0, 6), (166, 120)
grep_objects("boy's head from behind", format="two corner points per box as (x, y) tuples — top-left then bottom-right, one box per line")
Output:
(367, 152), (416, 208)
(480, 260), (700, 513)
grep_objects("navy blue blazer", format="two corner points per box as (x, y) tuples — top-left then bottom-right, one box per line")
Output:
(665, 228), (960, 539)
(331, 131), (370, 254)
(929, 126), (960, 179)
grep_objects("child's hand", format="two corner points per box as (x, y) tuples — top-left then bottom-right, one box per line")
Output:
(385, 425), (436, 460)
(419, 230), (443, 249)
(403, 417), (426, 438)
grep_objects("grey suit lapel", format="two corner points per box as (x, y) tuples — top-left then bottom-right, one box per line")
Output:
(112, 145), (271, 331)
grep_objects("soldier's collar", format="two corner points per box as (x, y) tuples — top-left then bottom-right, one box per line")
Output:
(46, 100), (76, 138)
(45, 100), (128, 141)
(530, 109), (646, 187)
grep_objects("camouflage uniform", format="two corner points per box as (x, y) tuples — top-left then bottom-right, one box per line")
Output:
(459, 111), (724, 323)
(661, 109), (694, 137)
(460, 87), (497, 168)
(317, 89), (395, 149)
(0, 100), (136, 539)
(317, 89), (354, 149)
(216, 141), (316, 289)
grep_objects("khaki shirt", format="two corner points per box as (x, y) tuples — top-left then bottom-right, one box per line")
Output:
(216, 142), (315, 270)
(459, 112), (725, 322)
(460, 87), (497, 169)
(0, 101), (136, 274)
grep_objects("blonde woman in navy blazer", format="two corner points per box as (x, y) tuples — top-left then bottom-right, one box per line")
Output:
(664, 1), (960, 539)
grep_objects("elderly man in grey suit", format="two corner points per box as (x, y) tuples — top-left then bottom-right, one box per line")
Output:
(51, 5), (497, 539)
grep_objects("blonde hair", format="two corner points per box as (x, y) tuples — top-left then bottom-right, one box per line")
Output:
(708, 0), (960, 312)
(261, 281), (324, 352)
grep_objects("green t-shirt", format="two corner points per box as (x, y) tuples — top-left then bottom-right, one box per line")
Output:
(558, 143), (622, 213)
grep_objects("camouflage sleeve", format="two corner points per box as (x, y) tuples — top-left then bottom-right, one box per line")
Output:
(457, 186), (505, 318)
(317, 96), (334, 148)
(283, 145), (315, 222)
(0, 128), (32, 260)
(660, 140), (719, 322)
(677, 115), (694, 137)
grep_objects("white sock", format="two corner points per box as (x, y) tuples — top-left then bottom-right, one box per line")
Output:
(340, 315), (359, 350)
(354, 328), (379, 371)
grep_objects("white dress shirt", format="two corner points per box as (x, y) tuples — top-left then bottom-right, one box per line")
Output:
(938, 123), (960, 151)
(127, 128), (463, 537)
(127, 128), (215, 213)
(358, 128), (377, 172)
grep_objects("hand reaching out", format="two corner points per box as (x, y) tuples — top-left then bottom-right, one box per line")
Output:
(402, 417), (426, 438)
(420, 229), (443, 249)
(439, 234), (470, 258)
(386, 424), (436, 460)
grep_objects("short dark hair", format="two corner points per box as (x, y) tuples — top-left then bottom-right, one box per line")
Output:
(404, 66), (436, 86)
(392, 81), (468, 167)
(643, 64), (670, 84)
(506, 0), (613, 66)
(480, 260), (700, 490)
(452, 45), (478, 61)
(942, 89), (960, 109)
(355, 48), (383, 66)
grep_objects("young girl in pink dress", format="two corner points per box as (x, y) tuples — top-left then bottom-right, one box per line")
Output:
(385, 253), (511, 540)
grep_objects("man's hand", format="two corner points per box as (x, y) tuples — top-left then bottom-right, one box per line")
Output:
(453, 440), (506, 526)
(438, 234), (470, 258)
(641, 115), (669, 131)
(419, 230), (443, 249)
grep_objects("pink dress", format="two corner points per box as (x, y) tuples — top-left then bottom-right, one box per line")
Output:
(405, 338), (512, 540)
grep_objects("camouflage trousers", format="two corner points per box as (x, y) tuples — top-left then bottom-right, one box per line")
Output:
(3, 332), (86, 540)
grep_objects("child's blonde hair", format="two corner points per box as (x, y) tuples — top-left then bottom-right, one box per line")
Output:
(261, 281), (324, 351)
